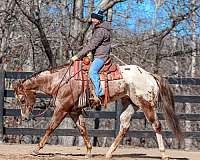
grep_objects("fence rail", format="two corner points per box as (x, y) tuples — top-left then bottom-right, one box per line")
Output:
(0, 71), (200, 143)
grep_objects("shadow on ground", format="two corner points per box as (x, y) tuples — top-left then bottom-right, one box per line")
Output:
(33, 152), (189, 160)
(111, 153), (189, 160)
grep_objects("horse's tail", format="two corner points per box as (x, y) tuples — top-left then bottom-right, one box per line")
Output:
(153, 74), (183, 142)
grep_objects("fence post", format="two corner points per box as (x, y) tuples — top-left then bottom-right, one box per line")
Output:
(93, 105), (101, 146)
(0, 66), (5, 143)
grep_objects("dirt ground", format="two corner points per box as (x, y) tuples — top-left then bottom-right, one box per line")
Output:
(0, 144), (199, 160)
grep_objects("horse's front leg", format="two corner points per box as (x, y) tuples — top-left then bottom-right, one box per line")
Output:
(32, 109), (67, 155)
(70, 112), (92, 158)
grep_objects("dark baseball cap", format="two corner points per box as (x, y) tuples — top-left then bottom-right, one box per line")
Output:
(91, 10), (104, 21)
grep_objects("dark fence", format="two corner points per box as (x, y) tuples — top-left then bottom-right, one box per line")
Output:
(0, 70), (200, 142)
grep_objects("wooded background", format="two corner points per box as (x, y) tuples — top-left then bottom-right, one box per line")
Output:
(0, 0), (200, 150)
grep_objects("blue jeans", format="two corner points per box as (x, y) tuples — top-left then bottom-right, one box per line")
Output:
(89, 58), (104, 97)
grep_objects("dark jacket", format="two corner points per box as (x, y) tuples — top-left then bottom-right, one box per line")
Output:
(77, 21), (111, 61)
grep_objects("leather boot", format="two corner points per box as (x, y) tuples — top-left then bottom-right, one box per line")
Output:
(89, 95), (104, 107)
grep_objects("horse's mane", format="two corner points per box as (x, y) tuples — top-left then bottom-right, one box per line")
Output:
(21, 62), (72, 83)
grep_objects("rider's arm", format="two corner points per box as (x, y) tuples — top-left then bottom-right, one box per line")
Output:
(77, 28), (104, 59)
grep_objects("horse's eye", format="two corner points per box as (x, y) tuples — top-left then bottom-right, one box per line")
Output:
(20, 97), (26, 104)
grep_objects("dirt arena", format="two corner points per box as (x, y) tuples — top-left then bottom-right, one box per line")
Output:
(0, 144), (199, 160)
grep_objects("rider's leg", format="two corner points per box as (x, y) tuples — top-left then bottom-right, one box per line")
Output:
(89, 58), (104, 97)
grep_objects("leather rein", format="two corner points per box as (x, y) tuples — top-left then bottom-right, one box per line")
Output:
(27, 62), (82, 120)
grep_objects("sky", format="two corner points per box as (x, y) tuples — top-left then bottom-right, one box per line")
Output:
(112, 0), (162, 32)
(46, 0), (200, 35)
(113, 0), (200, 35)
(47, 0), (157, 32)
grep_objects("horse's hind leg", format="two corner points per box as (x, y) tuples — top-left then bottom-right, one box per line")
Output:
(143, 106), (169, 160)
(70, 110), (92, 158)
(106, 97), (138, 159)
(32, 108), (67, 155)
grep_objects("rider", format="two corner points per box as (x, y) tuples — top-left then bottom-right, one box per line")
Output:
(71, 10), (111, 102)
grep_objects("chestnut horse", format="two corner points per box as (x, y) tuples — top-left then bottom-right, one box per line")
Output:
(13, 62), (182, 160)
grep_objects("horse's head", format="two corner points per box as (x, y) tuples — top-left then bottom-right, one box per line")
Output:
(13, 80), (36, 121)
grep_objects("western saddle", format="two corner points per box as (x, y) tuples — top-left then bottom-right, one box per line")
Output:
(73, 57), (123, 107)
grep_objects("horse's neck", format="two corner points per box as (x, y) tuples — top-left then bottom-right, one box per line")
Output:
(23, 70), (53, 93)
(23, 66), (69, 94)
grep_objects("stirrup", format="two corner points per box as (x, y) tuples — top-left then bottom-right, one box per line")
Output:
(89, 95), (103, 106)
(89, 96), (101, 103)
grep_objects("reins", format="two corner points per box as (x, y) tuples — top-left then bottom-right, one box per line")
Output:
(17, 61), (84, 121)
(28, 62), (73, 119)
(30, 61), (83, 119)
(29, 100), (52, 120)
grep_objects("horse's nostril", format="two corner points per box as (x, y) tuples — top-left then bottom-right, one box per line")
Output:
(24, 117), (30, 122)
(22, 116), (28, 121)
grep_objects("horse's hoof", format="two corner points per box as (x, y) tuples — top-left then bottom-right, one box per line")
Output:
(105, 153), (112, 159)
(85, 153), (92, 159)
(31, 149), (39, 156)
(162, 156), (169, 160)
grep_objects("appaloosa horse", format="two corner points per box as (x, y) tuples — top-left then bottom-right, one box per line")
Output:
(13, 62), (182, 160)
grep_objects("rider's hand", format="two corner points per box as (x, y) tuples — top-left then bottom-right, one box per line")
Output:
(87, 52), (93, 60)
(70, 55), (78, 62)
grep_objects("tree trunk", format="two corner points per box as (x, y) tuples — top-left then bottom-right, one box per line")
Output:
(171, 32), (180, 149)
(99, 0), (126, 11)
(185, 0), (196, 150)
(107, 8), (113, 21)
(152, 0), (164, 34)
(36, 20), (56, 67)
(73, 0), (84, 37)
(88, 0), (94, 16)
(152, 0), (165, 73)
(15, 0), (56, 68)
(57, 0), (68, 64)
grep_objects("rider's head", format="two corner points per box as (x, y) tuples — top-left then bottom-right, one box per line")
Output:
(91, 10), (104, 25)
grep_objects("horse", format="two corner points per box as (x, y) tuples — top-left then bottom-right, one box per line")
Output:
(13, 61), (182, 160)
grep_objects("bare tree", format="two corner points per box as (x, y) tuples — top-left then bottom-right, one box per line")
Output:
(185, 0), (198, 150)
(15, 0), (56, 67)
(0, 0), (16, 67)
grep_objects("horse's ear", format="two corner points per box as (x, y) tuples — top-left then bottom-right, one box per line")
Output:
(13, 80), (23, 92)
